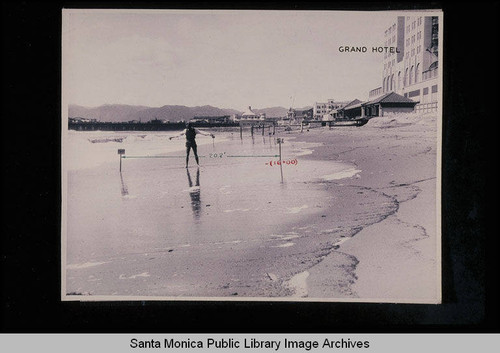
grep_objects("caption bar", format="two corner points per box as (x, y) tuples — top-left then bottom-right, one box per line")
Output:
(131, 337), (369, 350)
(1, 334), (499, 352)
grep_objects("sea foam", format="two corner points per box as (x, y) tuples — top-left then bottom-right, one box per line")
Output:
(322, 167), (361, 181)
(64, 131), (225, 171)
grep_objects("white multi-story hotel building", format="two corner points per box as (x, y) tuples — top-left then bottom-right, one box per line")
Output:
(313, 102), (329, 120)
(370, 15), (439, 113)
(314, 99), (349, 120)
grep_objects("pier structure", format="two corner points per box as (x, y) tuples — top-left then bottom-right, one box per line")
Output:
(68, 121), (239, 131)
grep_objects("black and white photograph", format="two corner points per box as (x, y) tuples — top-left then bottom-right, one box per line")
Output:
(61, 9), (443, 303)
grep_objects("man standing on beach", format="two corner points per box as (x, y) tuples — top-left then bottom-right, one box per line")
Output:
(169, 122), (215, 168)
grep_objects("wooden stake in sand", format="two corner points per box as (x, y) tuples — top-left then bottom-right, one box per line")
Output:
(277, 138), (284, 183)
(118, 149), (125, 172)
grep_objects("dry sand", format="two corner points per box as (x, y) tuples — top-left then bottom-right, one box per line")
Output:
(291, 113), (440, 303)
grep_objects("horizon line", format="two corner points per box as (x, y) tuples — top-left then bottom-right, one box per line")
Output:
(67, 102), (319, 110)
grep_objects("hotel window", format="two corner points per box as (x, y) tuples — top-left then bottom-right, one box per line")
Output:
(431, 85), (438, 102)
(408, 89), (420, 98)
(417, 45), (421, 54)
(406, 38), (410, 46)
(412, 35), (415, 44)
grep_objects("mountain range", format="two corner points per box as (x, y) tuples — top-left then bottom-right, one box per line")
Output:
(68, 104), (312, 122)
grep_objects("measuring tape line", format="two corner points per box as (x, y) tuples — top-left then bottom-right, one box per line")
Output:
(122, 155), (281, 159)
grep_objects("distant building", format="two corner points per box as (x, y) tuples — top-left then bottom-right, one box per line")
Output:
(321, 100), (350, 120)
(331, 93), (417, 120)
(327, 99), (349, 110)
(328, 99), (364, 120)
(340, 99), (364, 119)
(362, 92), (418, 117)
(239, 106), (259, 120)
(313, 102), (329, 120)
(314, 99), (349, 120)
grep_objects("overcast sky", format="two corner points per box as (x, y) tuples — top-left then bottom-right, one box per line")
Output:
(63, 10), (405, 111)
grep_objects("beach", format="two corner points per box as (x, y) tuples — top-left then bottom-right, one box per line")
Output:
(293, 113), (439, 302)
(63, 113), (439, 303)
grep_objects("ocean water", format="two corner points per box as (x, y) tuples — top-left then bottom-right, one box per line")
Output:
(64, 129), (224, 171)
(63, 128), (396, 298)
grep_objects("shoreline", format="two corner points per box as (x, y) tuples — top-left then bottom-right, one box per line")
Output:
(287, 113), (439, 302)
(63, 113), (439, 302)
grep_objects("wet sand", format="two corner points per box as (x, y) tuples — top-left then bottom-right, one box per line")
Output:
(64, 113), (439, 303)
(64, 132), (373, 299)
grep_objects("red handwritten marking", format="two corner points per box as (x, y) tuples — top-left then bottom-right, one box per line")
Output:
(266, 159), (298, 166)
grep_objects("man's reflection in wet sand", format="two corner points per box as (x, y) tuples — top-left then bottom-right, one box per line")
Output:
(186, 167), (201, 219)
